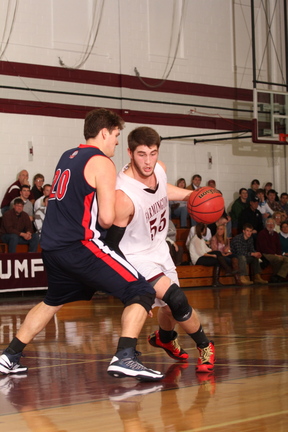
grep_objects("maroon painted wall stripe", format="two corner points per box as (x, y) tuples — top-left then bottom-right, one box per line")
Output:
(0, 97), (253, 130)
(0, 60), (253, 101)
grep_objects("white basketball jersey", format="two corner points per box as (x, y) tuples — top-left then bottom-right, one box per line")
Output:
(116, 162), (177, 283)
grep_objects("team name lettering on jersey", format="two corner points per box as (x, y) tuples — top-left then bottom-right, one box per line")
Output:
(145, 196), (168, 222)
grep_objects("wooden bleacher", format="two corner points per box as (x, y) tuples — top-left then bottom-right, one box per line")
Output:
(173, 220), (273, 288)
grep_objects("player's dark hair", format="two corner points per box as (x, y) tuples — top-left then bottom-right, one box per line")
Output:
(84, 108), (124, 140)
(127, 127), (160, 152)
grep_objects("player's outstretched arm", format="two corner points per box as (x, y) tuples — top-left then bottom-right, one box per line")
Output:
(167, 183), (192, 202)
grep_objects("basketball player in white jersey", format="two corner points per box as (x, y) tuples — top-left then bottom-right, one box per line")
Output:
(106, 127), (215, 373)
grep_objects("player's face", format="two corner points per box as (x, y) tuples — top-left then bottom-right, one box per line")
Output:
(104, 127), (120, 157)
(129, 145), (159, 178)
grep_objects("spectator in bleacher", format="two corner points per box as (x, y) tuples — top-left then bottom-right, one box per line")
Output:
(1, 169), (29, 215)
(30, 173), (45, 204)
(189, 223), (237, 287)
(266, 189), (283, 213)
(207, 179), (216, 188)
(230, 223), (267, 285)
(272, 211), (284, 233)
(264, 182), (279, 201)
(170, 178), (189, 228)
(0, 198), (39, 252)
(230, 188), (249, 230)
(166, 220), (183, 266)
(247, 179), (260, 203)
(186, 174), (202, 227)
(186, 174), (202, 191)
(256, 218), (288, 283)
(238, 197), (263, 242)
(279, 221), (288, 256)
(34, 183), (52, 212)
(10, 184), (34, 222)
(186, 224), (212, 249)
(34, 196), (48, 238)
(256, 188), (272, 222)
(279, 192), (288, 215)
(210, 224), (241, 285)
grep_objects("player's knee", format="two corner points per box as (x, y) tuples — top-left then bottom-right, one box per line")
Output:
(162, 283), (192, 322)
(125, 292), (156, 313)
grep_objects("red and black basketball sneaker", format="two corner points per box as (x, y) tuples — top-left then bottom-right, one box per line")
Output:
(148, 330), (189, 361)
(195, 341), (215, 373)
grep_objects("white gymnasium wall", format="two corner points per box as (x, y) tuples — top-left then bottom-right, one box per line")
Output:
(0, 0), (286, 212)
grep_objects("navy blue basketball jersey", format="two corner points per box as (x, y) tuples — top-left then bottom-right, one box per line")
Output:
(41, 144), (108, 250)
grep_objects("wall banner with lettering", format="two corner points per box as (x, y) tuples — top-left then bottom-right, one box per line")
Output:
(0, 253), (48, 292)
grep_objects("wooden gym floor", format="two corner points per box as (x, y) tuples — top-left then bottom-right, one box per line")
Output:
(0, 284), (287, 432)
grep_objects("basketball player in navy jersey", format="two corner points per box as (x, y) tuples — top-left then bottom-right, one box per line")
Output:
(106, 127), (215, 373)
(0, 110), (163, 382)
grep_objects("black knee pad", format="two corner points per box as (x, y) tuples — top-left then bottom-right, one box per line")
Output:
(162, 283), (192, 322)
(125, 292), (156, 313)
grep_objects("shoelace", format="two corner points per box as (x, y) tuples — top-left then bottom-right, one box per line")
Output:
(171, 339), (181, 352)
(200, 345), (213, 364)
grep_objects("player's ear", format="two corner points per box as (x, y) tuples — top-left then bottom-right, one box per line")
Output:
(127, 148), (132, 158)
(101, 128), (109, 140)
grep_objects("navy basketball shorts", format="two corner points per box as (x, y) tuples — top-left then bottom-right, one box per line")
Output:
(42, 239), (155, 306)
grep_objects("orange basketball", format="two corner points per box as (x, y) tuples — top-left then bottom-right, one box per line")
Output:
(187, 187), (225, 224)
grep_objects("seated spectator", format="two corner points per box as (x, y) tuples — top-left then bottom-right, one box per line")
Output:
(230, 188), (249, 229)
(0, 198), (39, 252)
(230, 223), (267, 285)
(10, 184), (34, 222)
(266, 189), (283, 213)
(238, 197), (263, 242)
(30, 173), (45, 204)
(279, 221), (288, 256)
(34, 196), (48, 238)
(34, 183), (52, 212)
(1, 169), (29, 214)
(208, 210), (232, 237)
(210, 224), (241, 285)
(247, 179), (260, 203)
(272, 211), (284, 233)
(264, 182), (279, 201)
(256, 218), (288, 283)
(279, 192), (288, 215)
(186, 224), (212, 249)
(256, 188), (272, 222)
(166, 219), (183, 266)
(170, 178), (189, 228)
(186, 174), (202, 191)
(189, 223), (237, 287)
(207, 179), (216, 188)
